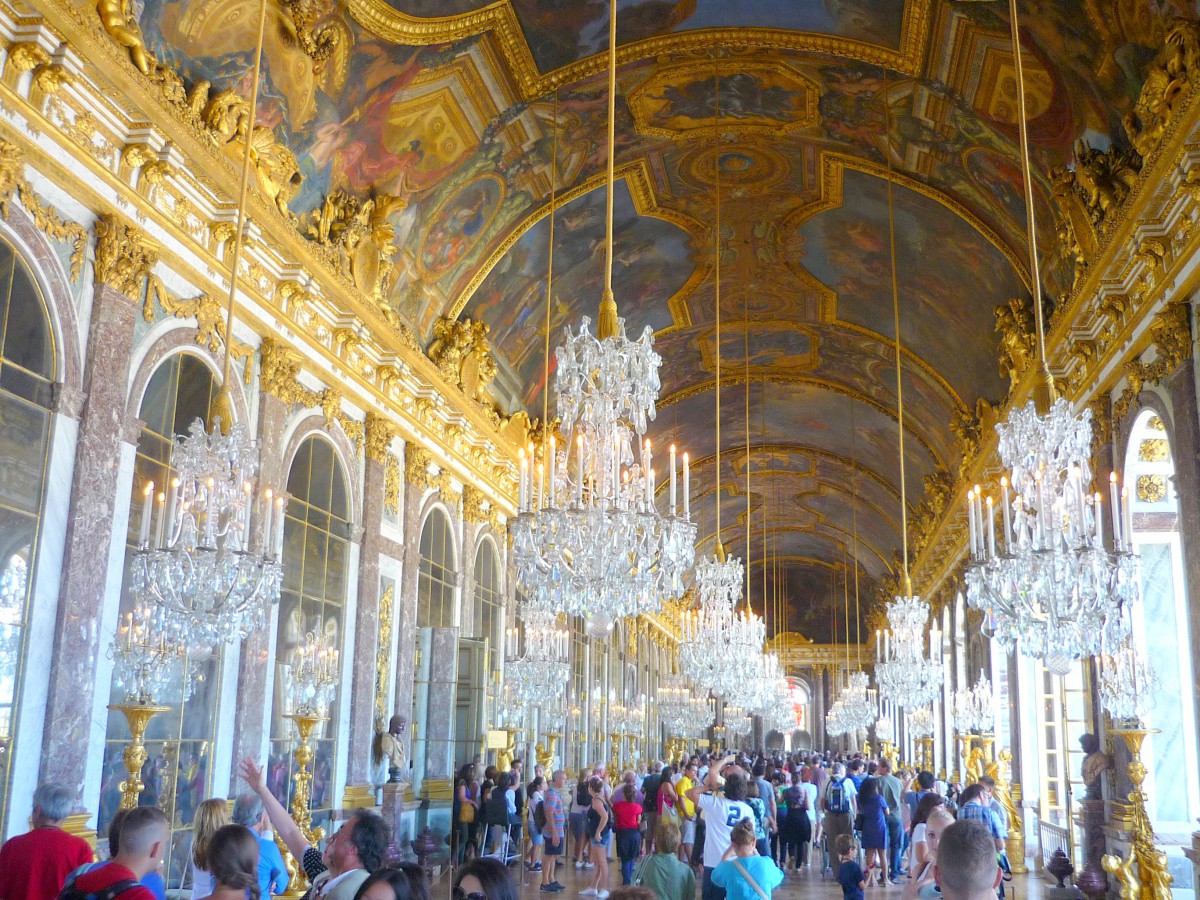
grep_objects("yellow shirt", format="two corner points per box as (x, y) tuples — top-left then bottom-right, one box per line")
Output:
(676, 775), (695, 818)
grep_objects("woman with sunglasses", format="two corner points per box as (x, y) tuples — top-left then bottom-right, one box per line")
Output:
(453, 858), (518, 900)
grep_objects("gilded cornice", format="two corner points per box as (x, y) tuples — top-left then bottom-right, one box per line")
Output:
(8, 0), (518, 511)
(347, 0), (932, 100)
(0, 138), (85, 279)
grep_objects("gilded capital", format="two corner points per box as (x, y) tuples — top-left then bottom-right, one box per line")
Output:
(365, 413), (396, 463)
(259, 336), (304, 404)
(462, 484), (488, 525)
(94, 213), (158, 300)
(404, 443), (435, 489)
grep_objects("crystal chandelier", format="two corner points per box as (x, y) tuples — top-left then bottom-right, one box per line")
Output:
(875, 711), (895, 743)
(504, 603), (570, 709)
(657, 673), (696, 738)
(496, 682), (528, 730)
(724, 706), (751, 744)
(951, 670), (994, 734)
(680, 554), (761, 696)
(1098, 631), (1157, 725)
(109, 601), (196, 705)
(285, 629), (339, 718)
(509, 0), (695, 631)
(961, 0), (1138, 676)
(908, 706), (935, 738)
(130, 420), (284, 648)
(875, 596), (943, 708)
(829, 670), (876, 734)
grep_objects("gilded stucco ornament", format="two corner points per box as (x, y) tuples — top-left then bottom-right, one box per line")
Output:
(462, 484), (488, 525)
(1070, 140), (1142, 228)
(259, 337), (364, 446)
(94, 213), (158, 300)
(307, 190), (405, 308)
(1124, 18), (1200, 159)
(404, 443), (435, 490)
(364, 412), (396, 464)
(142, 276), (253, 381)
(95, 0), (154, 75)
(280, 0), (345, 69)
(427, 316), (497, 406)
(994, 296), (1038, 387)
(0, 139), (86, 280)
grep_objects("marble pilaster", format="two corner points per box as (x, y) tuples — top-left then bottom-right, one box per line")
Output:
(424, 626), (458, 785)
(229, 391), (289, 778)
(1166, 359), (1200, 763)
(39, 282), (139, 798)
(812, 667), (825, 750)
(393, 466), (425, 770)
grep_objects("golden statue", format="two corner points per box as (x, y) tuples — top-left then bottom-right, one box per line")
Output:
(995, 297), (1037, 386)
(96, 0), (153, 75)
(1103, 852), (1141, 900)
(965, 746), (985, 786)
(985, 750), (1021, 826)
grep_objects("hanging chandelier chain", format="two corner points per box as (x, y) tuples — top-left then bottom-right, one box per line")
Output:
(542, 89), (558, 456)
(220, 0), (269, 391)
(1008, 0), (1049, 372)
(714, 58), (723, 546)
(603, 0), (616, 307)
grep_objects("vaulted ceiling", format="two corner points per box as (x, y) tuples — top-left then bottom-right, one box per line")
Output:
(137, 0), (1184, 642)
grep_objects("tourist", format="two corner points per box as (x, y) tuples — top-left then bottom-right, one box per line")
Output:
(607, 888), (657, 900)
(455, 763), (480, 864)
(525, 775), (546, 872)
(239, 757), (387, 898)
(353, 866), (414, 900)
(751, 764), (778, 859)
(905, 805), (956, 900)
(540, 769), (568, 893)
(744, 780), (771, 859)
(836, 834), (866, 900)
(453, 858), (517, 900)
(712, 819), (784, 900)
(231, 793), (290, 897)
(613, 782), (644, 885)
(573, 770), (593, 870)
(582, 776), (613, 899)
(902, 772), (936, 835)
(673, 762), (695, 864)
(929, 821), (1002, 900)
(632, 822), (695, 900)
(0, 783), (94, 900)
(59, 806), (168, 900)
(62, 807), (167, 900)
(206, 824), (262, 900)
(876, 759), (904, 881)
(780, 772), (811, 871)
(821, 764), (857, 873)
(641, 763), (663, 855)
(857, 778), (889, 885)
(955, 785), (1005, 852)
(192, 798), (233, 897)
(907, 794), (948, 876)
(686, 755), (753, 900)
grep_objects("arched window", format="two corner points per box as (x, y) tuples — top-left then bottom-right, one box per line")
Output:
(1123, 410), (1200, 827)
(99, 352), (220, 887)
(271, 436), (351, 840)
(0, 239), (55, 837)
(412, 508), (457, 794)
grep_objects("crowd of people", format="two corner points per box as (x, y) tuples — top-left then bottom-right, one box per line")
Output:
(0, 746), (1012, 900)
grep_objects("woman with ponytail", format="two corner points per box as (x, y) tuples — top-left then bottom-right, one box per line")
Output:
(207, 824), (262, 900)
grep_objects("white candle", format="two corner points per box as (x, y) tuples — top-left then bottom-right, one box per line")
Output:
(274, 496), (286, 556)
(263, 489), (274, 552)
(1000, 477), (1011, 552)
(669, 444), (677, 516)
(537, 462), (544, 511)
(1110, 473), (1122, 548)
(1123, 485), (1134, 550)
(876, 629), (882, 660)
(1094, 492), (1103, 546)
(967, 490), (978, 557)
(154, 491), (167, 549)
(547, 436), (556, 508)
(883, 630), (889, 660)
(519, 450), (527, 511)
(986, 495), (996, 558)
(139, 481), (154, 547)
(683, 453), (690, 520)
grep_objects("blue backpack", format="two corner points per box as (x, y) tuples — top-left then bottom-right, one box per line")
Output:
(827, 777), (853, 814)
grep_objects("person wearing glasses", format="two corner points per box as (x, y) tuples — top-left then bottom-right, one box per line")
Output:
(453, 857), (518, 900)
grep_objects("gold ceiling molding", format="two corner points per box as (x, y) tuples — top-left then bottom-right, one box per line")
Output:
(784, 152), (1034, 293)
(142, 275), (255, 382)
(657, 371), (949, 471)
(347, 0), (932, 101)
(447, 156), (707, 325)
(694, 320), (821, 374)
(0, 138), (86, 280)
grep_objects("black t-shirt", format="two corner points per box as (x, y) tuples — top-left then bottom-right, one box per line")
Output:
(643, 774), (661, 807)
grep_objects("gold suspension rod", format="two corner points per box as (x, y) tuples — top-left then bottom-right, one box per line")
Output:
(598, 0), (619, 340)
(713, 60), (724, 556)
(542, 91), (558, 471)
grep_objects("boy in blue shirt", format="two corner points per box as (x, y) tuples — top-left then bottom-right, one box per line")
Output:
(837, 834), (865, 900)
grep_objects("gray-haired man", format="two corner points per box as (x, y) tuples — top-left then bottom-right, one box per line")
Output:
(233, 793), (290, 896)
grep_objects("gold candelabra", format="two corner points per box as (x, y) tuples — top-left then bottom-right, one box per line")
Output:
(881, 740), (898, 771)
(276, 712), (327, 899)
(954, 732), (972, 782)
(109, 702), (170, 810)
(916, 737), (934, 772)
(536, 732), (560, 771)
(1102, 728), (1173, 900)
(608, 732), (622, 782)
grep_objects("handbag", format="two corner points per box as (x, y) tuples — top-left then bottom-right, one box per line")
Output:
(732, 858), (771, 900)
(461, 802), (475, 823)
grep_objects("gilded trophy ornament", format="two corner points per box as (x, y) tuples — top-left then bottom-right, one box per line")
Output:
(94, 214), (159, 301)
(1124, 18), (1200, 159)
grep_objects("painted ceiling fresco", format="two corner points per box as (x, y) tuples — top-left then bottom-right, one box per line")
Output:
(132, 0), (1200, 638)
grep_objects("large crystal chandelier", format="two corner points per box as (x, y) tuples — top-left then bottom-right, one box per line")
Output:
(908, 706), (935, 738)
(840, 670), (878, 731)
(509, 0), (694, 630)
(1098, 627), (1157, 725)
(658, 672), (698, 738)
(724, 706), (751, 744)
(284, 629), (339, 717)
(504, 603), (570, 709)
(680, 555), (760, 695)
(875, 595), (942, 708)
(962, 0), (1137, 676)
(130, 420), (284, 647)
(109, 601), (195, 705)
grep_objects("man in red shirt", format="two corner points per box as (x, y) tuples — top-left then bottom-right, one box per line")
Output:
(63, 806), (167, 900)
(0, 783), (93, 900)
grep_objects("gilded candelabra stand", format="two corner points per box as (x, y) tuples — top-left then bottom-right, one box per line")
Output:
(276, 712), (327, 899)
(954, 732), (973, 783)
(916, 737), (934, 773)
(881, 740), (898, 771)
(496, 728), (518, 772)
(608, 732), (622, 783)
(536, 732), (560, 771)
(109, 702), (170, 810)
(1102, 728), (1173, 900)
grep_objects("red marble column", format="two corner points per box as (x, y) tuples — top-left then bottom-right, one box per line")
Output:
(39, 280), (142, 796)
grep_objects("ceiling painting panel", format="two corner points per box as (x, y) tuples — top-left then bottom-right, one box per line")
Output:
(758, 563), (873, 645)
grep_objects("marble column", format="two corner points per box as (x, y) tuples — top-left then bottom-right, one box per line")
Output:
(344, 419), (404, 803)
(39, 273), (144, 799)
(1167, 358), (1200, 764)
(811, 667), (825, 750)
(393, 447), (428, 787)
(229, 390), (289, 779)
